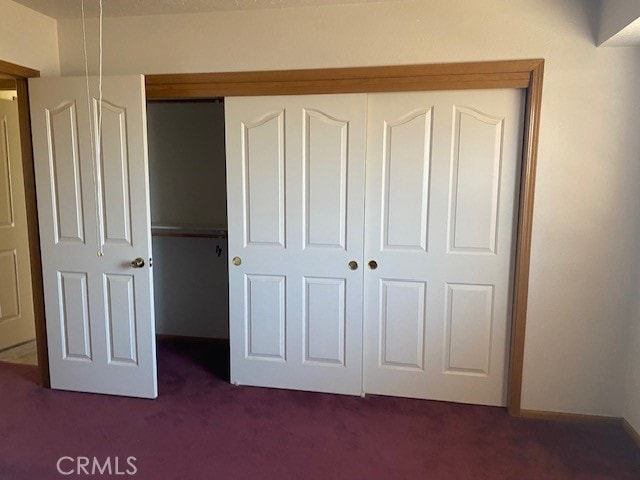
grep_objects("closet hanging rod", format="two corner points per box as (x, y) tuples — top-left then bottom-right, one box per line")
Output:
(151, 225), (228, 239)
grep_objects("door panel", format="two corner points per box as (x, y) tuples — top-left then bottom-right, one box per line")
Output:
(303, 277), (345, 365)
(47, 101), (85, 244)
(58, 271), (91, 360)
(245, 274), (286, 360)
(382, 109), (432, 251)
(0, 250), (20, 320)
(445, 283), (493, 374)
(0, 97), (35, 350)
(449, 107), (503, 253)
(380, 279), (426, 370)
(98, 100), (133, 246)
(0, 118), (13, 227)
(304, 109), (348, 249)
(364, 90), (524, 406)
(29, 76), (157, 398)
(243, 111), (285, 247)
(104, 274), (138, 364)
(226, 95), (366, 395)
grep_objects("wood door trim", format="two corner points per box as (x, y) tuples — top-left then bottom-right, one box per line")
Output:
(146, 58), (545, 415)
(0, 79), (17, 90)
(0, 60), (40, 79)
(519, 409), (622, 425)
(520, 410), (640, 449)
(508, 60), (544, 415)
(0, 61), (49, 388)
(145, 60), (538, 98)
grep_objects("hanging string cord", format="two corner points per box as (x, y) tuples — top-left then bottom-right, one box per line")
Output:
(81, 0), (105, 257)
(80, 0), (95, 164)
(95, 0), (104, 256)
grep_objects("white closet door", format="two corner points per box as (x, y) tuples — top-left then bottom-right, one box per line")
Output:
(29, 76), (157, 398)
(0, 98), (35, 350)
(226, 94), (366, 395)
(363, 90), (525, 406)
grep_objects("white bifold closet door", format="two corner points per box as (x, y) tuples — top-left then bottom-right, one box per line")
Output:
(363, 90), (525, 406)
(0, 97), (36, 350)
(225, 95), (367, 395)
(29, 76), (157, 398)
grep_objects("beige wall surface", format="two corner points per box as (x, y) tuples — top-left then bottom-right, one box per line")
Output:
(55, 0), (640, 416)
(0, 0), (59, 75)
(598, 0), (640, 45)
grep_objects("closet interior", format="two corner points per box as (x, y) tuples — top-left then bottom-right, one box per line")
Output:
(146, 99), (229, 344)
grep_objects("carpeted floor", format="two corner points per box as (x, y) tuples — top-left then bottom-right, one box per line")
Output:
(0, 338), (638, 480)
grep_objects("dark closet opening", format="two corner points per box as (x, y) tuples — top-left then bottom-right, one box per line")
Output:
(146, 98), (229, 380)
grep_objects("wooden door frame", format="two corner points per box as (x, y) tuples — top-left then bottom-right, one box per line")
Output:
(0, 59), (49, 387)
(13, 58), (542, 411)
(145, 58), (544, 416)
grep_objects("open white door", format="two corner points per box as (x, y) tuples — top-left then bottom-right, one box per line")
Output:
(29, 76), (157, 398)
(226, 95), (367, 395)
(0, 97), (36, 350)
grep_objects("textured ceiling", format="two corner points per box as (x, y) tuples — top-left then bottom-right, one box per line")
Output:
(13, 0), (405, 19)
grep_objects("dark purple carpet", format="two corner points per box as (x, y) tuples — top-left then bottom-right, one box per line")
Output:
(0, 339), (638, 480)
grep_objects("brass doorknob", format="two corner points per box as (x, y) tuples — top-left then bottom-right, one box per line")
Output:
(232, 256), (242, 266)
(368, 260), (378, 270)
(131, 257), (145, 268)
(348, 260), (358, 270)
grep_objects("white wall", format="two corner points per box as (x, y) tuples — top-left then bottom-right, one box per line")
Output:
(0, 0), (59, 75)
(598, 0), (640, 45)
(56, 0), (640, 416)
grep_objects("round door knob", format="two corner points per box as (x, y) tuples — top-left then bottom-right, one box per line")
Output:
(348, 260), (358, 270)
(368, 260), (378, 270)
(131, 257), (145, 268)
(232, 256), (242, 266)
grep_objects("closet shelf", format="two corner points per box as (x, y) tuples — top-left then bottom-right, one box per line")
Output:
(151, 225), (228, 239)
